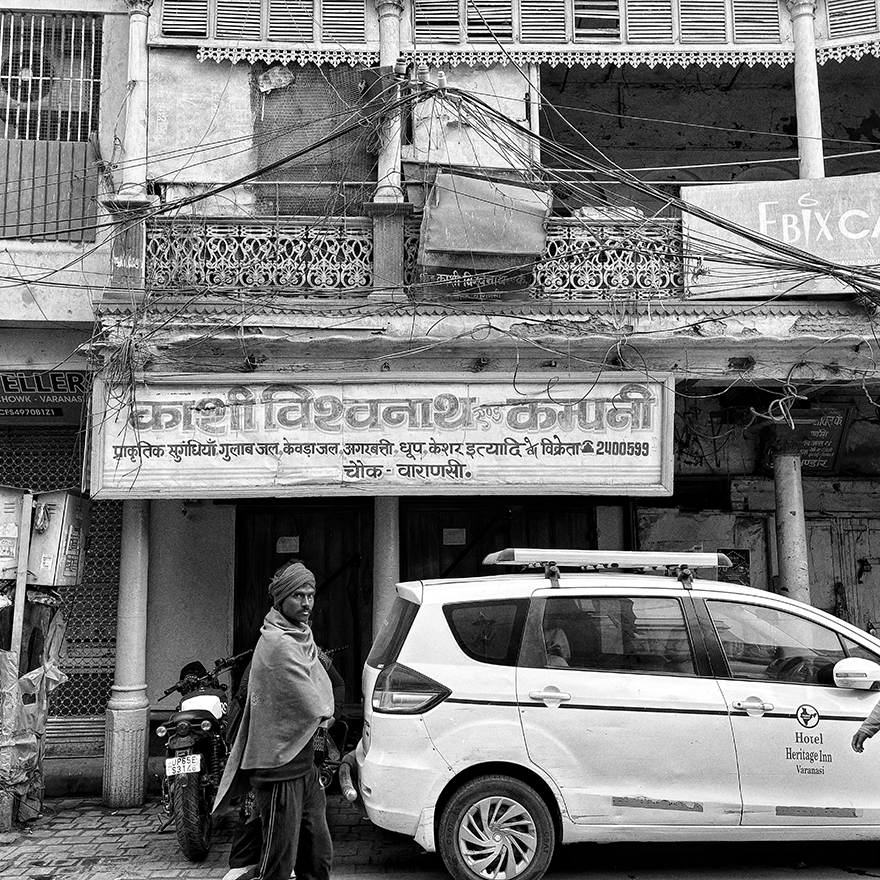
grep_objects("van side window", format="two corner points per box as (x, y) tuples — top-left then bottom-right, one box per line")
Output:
(444, 600), (529, 666)
(706, 600), (847, 684)
(520, 595), (695, 675)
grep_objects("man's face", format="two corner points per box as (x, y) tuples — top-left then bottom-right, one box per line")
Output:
(280, 584), (316, 626)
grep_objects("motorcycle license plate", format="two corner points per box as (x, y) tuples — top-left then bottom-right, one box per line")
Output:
(165, 754), (201, 776)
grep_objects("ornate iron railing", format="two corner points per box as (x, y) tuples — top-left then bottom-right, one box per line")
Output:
(145, 217), (374, 295)
(146, 215), (683, 299)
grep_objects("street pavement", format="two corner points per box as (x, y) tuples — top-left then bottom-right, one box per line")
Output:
(2, 794), (880, 880)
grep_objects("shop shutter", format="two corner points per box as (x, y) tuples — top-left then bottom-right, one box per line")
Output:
(826, 0), (877, 38)
(625, 0), (674, 41)
(679, 0), (727, 42)
(732, 0), (781, 43)
(161, 0), (209, 37)
(414, 0), (462, 42)
(215, 0), (263, 40)
(467, 0), (513, 41)
(322, 0), (367, 41)
(573, 0), (621, 41)
(521, 0), (567, 42)
(268, 0), (315, 41)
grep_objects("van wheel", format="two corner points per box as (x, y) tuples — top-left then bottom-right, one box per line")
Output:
(439, 775), (555, 880)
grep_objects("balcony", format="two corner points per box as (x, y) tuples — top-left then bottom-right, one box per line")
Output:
(145, 215), (684, 300)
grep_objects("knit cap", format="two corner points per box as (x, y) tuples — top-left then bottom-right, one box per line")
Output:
(268, 561), (315, 607)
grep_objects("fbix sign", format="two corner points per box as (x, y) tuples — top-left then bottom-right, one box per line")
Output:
(681, 173), (880, 298)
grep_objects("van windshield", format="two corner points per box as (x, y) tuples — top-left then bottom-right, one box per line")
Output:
(366, 596), (419, 669)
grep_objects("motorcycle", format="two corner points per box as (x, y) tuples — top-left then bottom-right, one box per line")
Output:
(156, 650), (252, 861)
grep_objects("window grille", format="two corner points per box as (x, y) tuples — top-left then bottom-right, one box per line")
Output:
(0, 12), (100, 242)
(0, 12), (101, 143)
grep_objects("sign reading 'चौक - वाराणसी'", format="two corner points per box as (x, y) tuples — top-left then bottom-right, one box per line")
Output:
(89, 373), (674, 498)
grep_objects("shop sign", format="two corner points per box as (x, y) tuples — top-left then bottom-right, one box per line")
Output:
(89, 374), (674, 499)
(0, 371), (87, 425)
(681, 174), (880, 298)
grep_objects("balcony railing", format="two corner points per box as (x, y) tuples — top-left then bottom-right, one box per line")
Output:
(146, 215), (684, 300)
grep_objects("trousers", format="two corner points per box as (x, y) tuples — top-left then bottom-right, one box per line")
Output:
(252, 766), (333, 880)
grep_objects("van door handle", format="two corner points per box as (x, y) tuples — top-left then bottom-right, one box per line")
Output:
(732, 697), (774, 715)
(529, 687), (571, 707)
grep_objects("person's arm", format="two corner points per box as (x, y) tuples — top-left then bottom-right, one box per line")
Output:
(852, 698), (880, 752)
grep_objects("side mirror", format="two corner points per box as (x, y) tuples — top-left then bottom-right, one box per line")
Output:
(833, 657), (880, 690)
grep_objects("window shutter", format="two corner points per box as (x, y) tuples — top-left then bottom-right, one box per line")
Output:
(679, 0), (727, 42)
(521, 0), (566, 41)
(466, 0), (513, 41)
(215, 0), (263, 40)
(414, 0), (462, 42)
(269, 0), (315, 41)
(625, 0), (673, 41)
(322, 0), (366, 41)
(732, 0), (780, 42)
(826, 0), (877, 38)
(161, 0), (209, 37)
(573, 0), (620, 40)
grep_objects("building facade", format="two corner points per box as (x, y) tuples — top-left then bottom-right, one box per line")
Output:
(4, 0), (880, 802)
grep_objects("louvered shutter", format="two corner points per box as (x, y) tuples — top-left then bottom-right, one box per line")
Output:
(573, 0), (621, 40)
(269, 0), (315, 41)
(161, 0), (209, 37)
(679, 0), (727, 42)
(322, 0), (366, 41)
(732, 0), (780, 42)
(414, 0), (462, 42)
(625, 0), (673, 41)
(466, 0), (513, 41)
(826, 0), (877, 38)
(521, 0), (566, 41)
(215, 0), (263, 40)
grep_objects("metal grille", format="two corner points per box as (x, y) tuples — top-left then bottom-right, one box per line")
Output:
(0, 12), (102, 142)
(0, 425), (120, 717)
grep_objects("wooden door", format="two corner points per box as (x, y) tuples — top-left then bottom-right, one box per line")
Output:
(234, 499), (373, 704)
(400, 497), (604, 581)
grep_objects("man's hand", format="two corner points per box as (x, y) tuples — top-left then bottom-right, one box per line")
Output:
(853, 729), (871, 752)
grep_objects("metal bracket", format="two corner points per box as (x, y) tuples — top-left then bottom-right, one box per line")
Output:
(543, 562), (560, 588)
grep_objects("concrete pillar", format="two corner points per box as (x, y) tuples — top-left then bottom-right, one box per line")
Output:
(374, 0), (404, 203)
(103, 499), (151, 808)
(118, 0), (153, 202)
(773, 447), (811, 605)
(787, 0), (825, 180)
(372, 496), (400, 637)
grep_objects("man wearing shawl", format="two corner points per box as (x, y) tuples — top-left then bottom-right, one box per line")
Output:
(215, 561), (335, 880)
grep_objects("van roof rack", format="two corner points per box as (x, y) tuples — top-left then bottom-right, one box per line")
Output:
(482, 548), (732, 589)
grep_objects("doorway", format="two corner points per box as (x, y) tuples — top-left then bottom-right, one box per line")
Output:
(234, 499), (373, 704)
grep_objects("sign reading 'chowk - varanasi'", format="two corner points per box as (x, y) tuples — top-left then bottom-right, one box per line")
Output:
(90, 374), (674, 498)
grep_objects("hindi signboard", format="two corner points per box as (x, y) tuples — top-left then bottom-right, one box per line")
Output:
(89, 373), (674, 499)
(681, 174), (880, 298)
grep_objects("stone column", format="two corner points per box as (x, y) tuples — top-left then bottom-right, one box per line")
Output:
(103, 499), (150, 808)
(787, 0), (825, 180)
(372, 496), (401, 638)
(374, 0), (404, 203)
(773, 433), (811, 605)
(117, 0), (153, 204)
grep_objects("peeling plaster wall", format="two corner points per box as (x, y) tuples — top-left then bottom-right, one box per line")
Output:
(145, 500), (235, 709)
(148, 49), (257, 183)
(638, 509), (771, 590)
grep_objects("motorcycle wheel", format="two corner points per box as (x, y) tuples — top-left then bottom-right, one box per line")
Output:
(169, 770), (212, 862)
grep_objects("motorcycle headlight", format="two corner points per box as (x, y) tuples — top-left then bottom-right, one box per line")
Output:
(156, 726), (167, 738)
(200, 720), (212, 732)
(175, 721), (191, 736)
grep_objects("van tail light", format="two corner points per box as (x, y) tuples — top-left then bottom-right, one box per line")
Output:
(372, 663), (451, 714)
